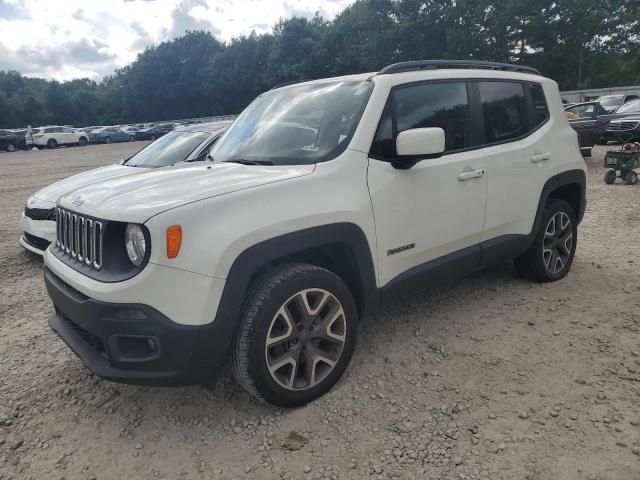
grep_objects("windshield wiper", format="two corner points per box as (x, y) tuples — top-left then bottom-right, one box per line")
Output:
(223, 159), (274, 166)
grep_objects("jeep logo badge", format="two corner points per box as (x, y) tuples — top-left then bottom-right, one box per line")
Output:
(72, 196), (85, 207)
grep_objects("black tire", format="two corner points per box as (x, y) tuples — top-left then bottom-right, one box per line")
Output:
(626, 171), (638, 185)
(231, 263), (358, 407)
(515, 199), (577, 283)
(129, 135), (135, 142)
(78, 136), (88, 146)
(46, 138), (57, 149)
(604, 170), (617, 184)
(6, 143), (16, 152)
(104, 137), (111, 144)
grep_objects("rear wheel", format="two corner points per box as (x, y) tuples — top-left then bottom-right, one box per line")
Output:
(232, 263), (358, 407)
(626, 171), (638, 185)
(129, 135), (135, 142)
(78, 136), (88, 146)
(150, 135), (156, 141)
(104, 137), (111, 144)
(604, 170), (617, 184)
(6, 143), (16, 152)
(46, 138), (57, 149)
(515, 199), (577, 282)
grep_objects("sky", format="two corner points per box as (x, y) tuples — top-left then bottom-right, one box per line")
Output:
(0, 0), (355, 81)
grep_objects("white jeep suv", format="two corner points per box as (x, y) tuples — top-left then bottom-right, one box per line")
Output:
(43, 61), (586, 407)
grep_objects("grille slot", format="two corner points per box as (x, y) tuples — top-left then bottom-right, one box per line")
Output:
(24, 206), (55, 221)
(60, 313), (106, 357)
(23, 232), (51, 251)
(55, 207), (103, 269)
(607, 121), (640, 132)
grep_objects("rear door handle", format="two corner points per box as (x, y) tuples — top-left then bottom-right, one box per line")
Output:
(457, 168), (485, 181)
(530, 152), (551, 163)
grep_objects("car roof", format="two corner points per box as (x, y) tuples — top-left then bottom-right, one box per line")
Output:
(268, 68), (550, 96)
(175, 120), (233, 133)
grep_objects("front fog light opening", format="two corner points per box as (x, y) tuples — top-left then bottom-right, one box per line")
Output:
(125, 223), (146, 267)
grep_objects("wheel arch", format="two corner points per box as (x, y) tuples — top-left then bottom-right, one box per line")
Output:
(534, 169), (586, 233)
(216, 223), (379, 323)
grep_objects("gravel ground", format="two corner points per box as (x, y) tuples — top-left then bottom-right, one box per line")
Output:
(1, 143), (639, 480)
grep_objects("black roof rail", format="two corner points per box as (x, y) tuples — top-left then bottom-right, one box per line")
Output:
(269, 79), (311, 90)
(378, 60), (541, 76)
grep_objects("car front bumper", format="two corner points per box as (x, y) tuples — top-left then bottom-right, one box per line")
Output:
(20, 212), (56, 256)
(45, 267), (233, 386)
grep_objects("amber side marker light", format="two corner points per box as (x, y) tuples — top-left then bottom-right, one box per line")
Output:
(166, 225), (182, 259)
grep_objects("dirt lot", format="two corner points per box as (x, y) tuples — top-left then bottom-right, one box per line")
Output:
(0, 143), (639, 480)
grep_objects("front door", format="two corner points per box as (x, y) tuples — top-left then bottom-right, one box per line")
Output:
(367, 81), (487, 289)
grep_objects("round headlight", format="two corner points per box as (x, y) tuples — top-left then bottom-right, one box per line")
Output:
(125, 223), (146, 266)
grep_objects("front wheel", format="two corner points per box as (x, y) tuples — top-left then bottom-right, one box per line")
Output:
(232, 263), (358, 407)
(46, 139), (57, 149)
(515, 199), (577, 282)
(78, 136), (88, 146)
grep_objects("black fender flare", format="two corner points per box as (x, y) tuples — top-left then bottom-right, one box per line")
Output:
(210, 223), (379, 359)
(531, 169), (586, 234)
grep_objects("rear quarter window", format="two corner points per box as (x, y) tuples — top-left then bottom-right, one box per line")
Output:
(528, 83), (550, 126)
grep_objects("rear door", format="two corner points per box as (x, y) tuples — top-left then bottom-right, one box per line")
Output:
(478, 80), (552, 246)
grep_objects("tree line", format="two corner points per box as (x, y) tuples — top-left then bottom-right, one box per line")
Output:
(1, 0), (638, 129)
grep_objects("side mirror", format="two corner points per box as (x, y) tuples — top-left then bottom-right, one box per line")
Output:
(393, 127), (445, 169)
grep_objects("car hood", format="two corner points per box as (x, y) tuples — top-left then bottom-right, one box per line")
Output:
(32, 164), (140, 203)
(57, 162), (316, 223)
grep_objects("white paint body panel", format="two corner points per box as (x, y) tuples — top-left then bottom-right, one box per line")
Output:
(44, 68), (586, 326)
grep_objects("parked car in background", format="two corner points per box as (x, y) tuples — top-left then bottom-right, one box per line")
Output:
(89, 126), (136, 144)
(564, 102), (612, 155)
(20, 121), (231, 255)
(596, 93), (640, 113)
(26, 126), (89, 148)
(0, 129), (22, 152)
(602, 99), (640, 143)
(10, 129), (28, 149)
(135, 122), (175, 140)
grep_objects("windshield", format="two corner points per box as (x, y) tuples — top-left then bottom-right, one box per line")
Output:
(598, 95), (623, 106)
(212, 81), (373, 165)
(616, 99), (640, 114)
(124, 131), (210, 168)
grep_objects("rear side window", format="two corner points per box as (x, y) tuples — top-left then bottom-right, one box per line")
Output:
(479, 81), (528, 143)
(529, 83), (549, 126)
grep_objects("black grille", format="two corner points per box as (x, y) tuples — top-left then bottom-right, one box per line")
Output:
(24, 206), (55, 221)
(61, 313), (106, 357)
(23, 232), (51, 251)
(607, 121), (640, 132)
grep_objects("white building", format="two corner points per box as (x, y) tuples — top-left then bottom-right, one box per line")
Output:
(560, 85), (640, 104)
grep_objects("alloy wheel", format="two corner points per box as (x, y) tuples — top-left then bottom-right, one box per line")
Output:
(265, 288), (346, 391)
(542, 211), (573, 274)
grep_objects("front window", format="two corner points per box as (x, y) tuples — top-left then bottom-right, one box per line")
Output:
(124, 131), (210, 168)
(212, 81), (373, 165)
